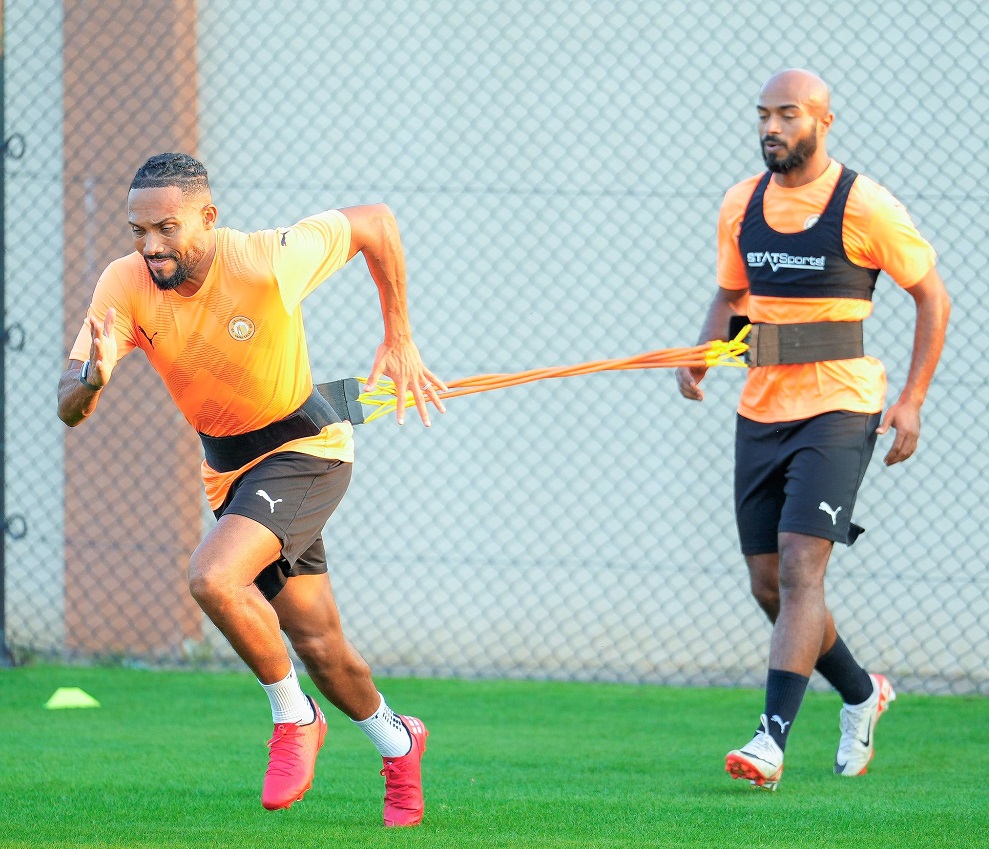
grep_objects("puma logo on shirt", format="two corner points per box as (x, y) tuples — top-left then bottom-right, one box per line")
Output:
(138, 325), (159, 348)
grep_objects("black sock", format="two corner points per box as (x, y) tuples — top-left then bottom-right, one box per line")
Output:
(815, 635), (873, 705)
(764, 669), (809, 751)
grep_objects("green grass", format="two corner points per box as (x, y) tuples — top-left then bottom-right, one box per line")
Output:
(0, 666), (985, 848)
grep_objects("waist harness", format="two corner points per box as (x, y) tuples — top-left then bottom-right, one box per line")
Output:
(729, 315), (864, 367)
(198, 379), (365, 472)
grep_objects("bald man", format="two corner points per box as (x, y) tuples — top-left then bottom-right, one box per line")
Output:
(676, 70), (950, 790)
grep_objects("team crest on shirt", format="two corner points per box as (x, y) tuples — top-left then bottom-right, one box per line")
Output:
(228, 316), (256, 341)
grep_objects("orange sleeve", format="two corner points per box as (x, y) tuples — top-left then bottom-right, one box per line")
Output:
(247, 209), (353, 313)
(716, 177), (760, 291)
(68, 262), (140, 362)
(844, 178), (937, 288)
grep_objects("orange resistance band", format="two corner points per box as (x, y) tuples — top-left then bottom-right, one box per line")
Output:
(357, 329), (751, 423)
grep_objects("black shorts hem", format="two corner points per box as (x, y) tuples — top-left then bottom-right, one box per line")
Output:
(778, 522), (862, 546)
(254, 558), (328, 602)
(740, 540), (780, 556)
(219, 505), (287, 550)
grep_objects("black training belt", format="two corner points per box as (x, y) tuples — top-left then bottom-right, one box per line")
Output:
(730, 316), (864, 367)
(198, 378), (365, 472)
(314, 378), (365, 426)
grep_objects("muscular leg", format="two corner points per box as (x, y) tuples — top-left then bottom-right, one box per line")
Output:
(268, 575), (426, 823)
(747, 538), (874, 705)
(730, 531), (835, 754)
(188, 513), (290, 684)
(746, 546), (838, 658)
(766, 532), (833, 676)
(270, 572), (380, 720)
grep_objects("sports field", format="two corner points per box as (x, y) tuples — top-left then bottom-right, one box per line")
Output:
(1, 665), (985, 849)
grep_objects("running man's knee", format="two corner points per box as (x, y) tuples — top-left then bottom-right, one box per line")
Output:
(750, 579), (780, 620)
(777, 532), (832, 595)
(187, 553), (241, 608)
(188, 566), (220, 607)
(188, 513), (283, 609)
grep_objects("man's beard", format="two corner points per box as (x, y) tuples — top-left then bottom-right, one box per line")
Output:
(762, 130), (818, 174)
(145, 247), (205, 291)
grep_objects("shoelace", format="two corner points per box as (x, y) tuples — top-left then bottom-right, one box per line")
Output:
(742, 718), (781, 762)
(838, 698), (875, 742)
(839, 706), (859, 737)
(267, 724), (307, 778)
(380, 756), (419, 810)
(744, 731), (779, 760)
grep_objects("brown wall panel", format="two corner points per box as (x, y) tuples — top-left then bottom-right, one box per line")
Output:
(62, 0), (203, 656)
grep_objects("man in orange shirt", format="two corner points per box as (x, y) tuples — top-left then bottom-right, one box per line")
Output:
(57, 153), (445, 825)
(676, 71), (949, 790)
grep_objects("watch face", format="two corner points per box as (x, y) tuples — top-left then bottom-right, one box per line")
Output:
(81, 361), (89, 379)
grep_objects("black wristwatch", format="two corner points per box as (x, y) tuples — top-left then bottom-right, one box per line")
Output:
(79, 360), (102, 391)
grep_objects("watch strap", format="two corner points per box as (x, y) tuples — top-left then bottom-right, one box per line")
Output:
(79, 361), (102, 391)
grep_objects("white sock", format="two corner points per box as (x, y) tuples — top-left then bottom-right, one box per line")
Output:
(354, 693), (412, 757)
(259, 664), (315, 725)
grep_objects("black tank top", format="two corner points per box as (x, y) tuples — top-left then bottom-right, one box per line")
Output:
(737, 166), (879, 301)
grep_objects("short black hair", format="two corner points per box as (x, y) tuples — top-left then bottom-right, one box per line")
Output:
(129, 153), (211, 197)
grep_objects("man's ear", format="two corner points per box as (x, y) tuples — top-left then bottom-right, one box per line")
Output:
(201, 203), (219, 230)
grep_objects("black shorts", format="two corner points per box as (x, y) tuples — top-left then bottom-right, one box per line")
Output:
(734, 411), (880, 555)
(213, 452), (353, 600)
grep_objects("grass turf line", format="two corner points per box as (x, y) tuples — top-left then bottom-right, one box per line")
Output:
(0, 666), (986, 849)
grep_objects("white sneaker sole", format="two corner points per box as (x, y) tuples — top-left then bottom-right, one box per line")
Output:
(726, 752), (782, 791)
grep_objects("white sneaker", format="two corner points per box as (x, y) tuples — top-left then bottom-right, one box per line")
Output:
(834, 673), (896, 776)
(726, 714), (784, 791)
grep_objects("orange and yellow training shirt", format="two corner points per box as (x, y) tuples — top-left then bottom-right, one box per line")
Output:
(717, 159), (937, 423)
(70, 210), (355, 508)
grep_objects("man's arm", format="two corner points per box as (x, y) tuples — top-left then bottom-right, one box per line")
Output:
(57, 308), (118, 426)
(876, 265), (951, 465)
(675, 286), (749, 401)
(340, 204), (447, 425)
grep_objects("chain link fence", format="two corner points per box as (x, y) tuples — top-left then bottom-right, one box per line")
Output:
(3, 0), (987, 693)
